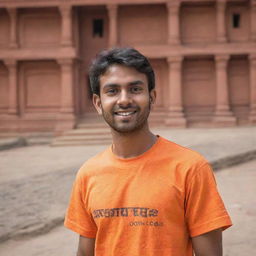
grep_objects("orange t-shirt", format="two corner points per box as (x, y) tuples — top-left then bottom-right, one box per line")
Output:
(64, 136), (232, 256)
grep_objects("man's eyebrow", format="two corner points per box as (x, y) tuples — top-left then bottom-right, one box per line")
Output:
(128, 80), (144, 86)
(103, 83), (119, 89)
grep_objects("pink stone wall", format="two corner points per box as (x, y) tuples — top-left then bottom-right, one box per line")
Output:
(0, 0), (255, 134)
(0, 9), (10, 47)
(78, 6), (109, 113)
(181, 4), (216, 43)
(119, 5), (167, 45)
(19, 61), (60, 113)
(19, 8), (61, 47)
(150, 59), (168, 109)
(229, 56), (250, 124)
(227, 3), (250, 42)
(183, 58), (216, 114)
(0, 62), (8, 112)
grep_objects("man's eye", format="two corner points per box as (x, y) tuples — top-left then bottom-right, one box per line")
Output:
(131, 87), (142, 93)
(106, 88), (118, 94)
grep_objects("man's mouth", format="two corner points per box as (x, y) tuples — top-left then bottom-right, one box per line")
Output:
(114, 111), (137, 116)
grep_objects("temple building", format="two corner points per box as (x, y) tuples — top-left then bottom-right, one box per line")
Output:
(0, 0), (256, 137)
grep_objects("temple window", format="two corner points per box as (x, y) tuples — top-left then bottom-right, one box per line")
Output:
(232, 13), (240, 28)
(93, 19), (104, 37)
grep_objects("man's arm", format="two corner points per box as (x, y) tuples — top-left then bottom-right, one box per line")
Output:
(191, 228), (223, 256)
(77, 235), (95, 256)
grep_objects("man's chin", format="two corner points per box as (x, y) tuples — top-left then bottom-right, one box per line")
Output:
(110, 121), (148, 134)
(111, 125), (137, 134)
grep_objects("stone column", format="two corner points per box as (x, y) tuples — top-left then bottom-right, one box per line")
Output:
(107, 4), (118, 47)
(249, 54), (256, 122)
(4, 60), (18, 114)
(216, 0), (227, 43)
(165, 56), (186, 127)
(214, 55), (236, 125)
(58, 59), (74, 113)
(250, 0), (256, 42)
(7, 8), (18, 48)
(59, 5), (73, 47)
(55, 59), (75, 133)
(166, 1), (180, 45)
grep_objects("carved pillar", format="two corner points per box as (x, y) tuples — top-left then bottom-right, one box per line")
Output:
(7, 8), (18, 48)
(58, 59), (74, 113)
(107, 4), (118, 47)
(214, 55), (236, 125)
(4, 60), (18, 114)
(55, 59), (76, 133)
(250, 0), (256, 41)
(216, 0), (227, 43)
(59, 5), (73, 47)
(165, 56), (186, 127)
(167, 1), (180, 45)
(249, 54), (256, 122)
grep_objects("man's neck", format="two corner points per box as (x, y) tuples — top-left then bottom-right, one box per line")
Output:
(111, 125), (158, 159)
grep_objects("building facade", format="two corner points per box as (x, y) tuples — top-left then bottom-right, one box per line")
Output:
(0, 0), (256, 135)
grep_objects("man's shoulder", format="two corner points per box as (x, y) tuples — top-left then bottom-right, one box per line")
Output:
(76, 146), (112, 178)
(158, 136), (207, 167)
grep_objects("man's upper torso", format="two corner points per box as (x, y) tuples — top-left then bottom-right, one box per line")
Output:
(65, 136), (232, 256)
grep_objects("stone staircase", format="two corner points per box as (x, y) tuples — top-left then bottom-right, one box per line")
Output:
(51, 114), (112, 146)
(51, 110), (167, 146)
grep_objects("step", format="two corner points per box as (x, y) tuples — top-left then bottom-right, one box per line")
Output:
(64, 128), (111, 136)
(77, 123), (108, 129)
(51, 139), (112, 146)
(54, 134), (112, 141)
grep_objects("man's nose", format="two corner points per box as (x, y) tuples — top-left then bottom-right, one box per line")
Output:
(117, 90), (132, 106)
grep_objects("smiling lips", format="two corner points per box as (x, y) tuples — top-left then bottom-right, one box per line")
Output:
(114, 110), (137, 116)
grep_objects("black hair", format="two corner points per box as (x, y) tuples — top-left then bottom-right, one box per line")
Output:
(89, 47), (155, 95)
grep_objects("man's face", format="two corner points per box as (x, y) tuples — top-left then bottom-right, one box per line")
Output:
(93, 64), (156, 133)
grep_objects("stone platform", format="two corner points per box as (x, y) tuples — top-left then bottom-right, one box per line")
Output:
(0, 126), (256, 243)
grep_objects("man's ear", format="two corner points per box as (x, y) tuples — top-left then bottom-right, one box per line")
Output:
(92, 94), (102, 115)
(149, 89), (157, 105)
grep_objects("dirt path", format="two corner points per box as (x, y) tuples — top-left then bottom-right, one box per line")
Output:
(0, 159), (255, 256)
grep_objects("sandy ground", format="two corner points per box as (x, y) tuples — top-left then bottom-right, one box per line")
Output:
(0, 159), (255, 256)
(2, 127), (255, 242)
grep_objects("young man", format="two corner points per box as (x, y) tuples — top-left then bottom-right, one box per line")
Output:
(64, 47), (232, 256)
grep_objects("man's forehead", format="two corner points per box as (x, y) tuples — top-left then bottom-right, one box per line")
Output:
(100, 64), (146, 81)
(99, 65), (148, 92)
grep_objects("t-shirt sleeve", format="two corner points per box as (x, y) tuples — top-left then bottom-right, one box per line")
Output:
(64, 171), (97, 238)
(185, 161), (232, 237)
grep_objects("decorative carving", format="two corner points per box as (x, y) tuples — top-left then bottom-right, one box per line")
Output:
(166, 0), (180, 44)
(4, 59), (16, 68)
(59, 5), (73, 47)
(107, 4), (118, 13)
(107, 4), (118, 47)
(166, 0), (180, 14)
(215, 55), (230, 69)
(167, 56), (183, 70)
(216, 0), (227, 43)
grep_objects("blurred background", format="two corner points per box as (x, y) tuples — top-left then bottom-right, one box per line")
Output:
(0, 0), (256, 255)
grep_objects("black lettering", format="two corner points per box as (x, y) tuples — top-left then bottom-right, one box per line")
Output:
(121, 208), (128, 217)
(104, 209), (110, 217)
(99, 209), (105, 217)
(93, 210), (100, 218)
(148, 209), (158, 217)
(113, 208), (120, 217)
(132, 207), (140, 216)
(140, 208), (149, 217)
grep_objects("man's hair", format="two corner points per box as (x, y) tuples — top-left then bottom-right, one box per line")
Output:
(89, 47), (155, 95)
